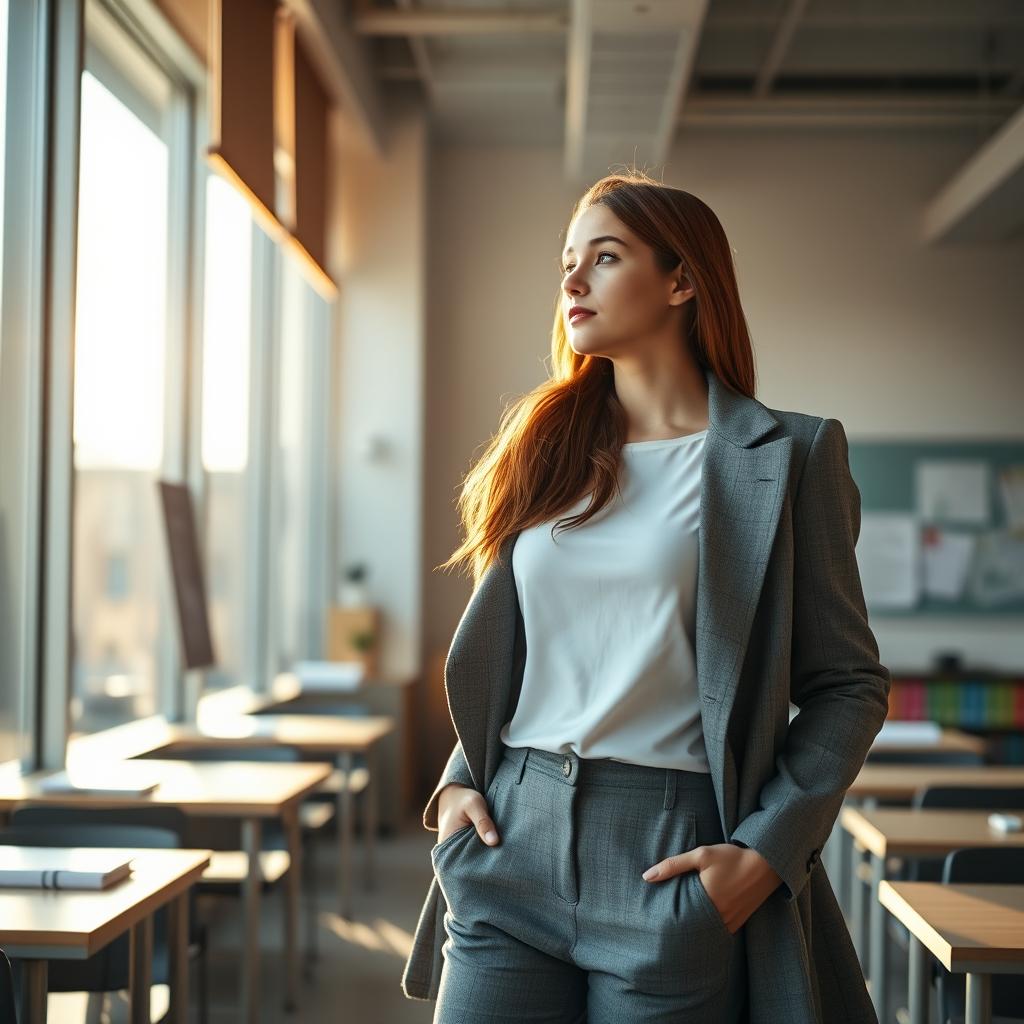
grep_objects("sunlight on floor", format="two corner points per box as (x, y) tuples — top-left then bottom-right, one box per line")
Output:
(321, 911), (414, 959)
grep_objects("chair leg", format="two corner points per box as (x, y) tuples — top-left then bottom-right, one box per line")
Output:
(198, 931), (210, 1024)
(303, 830), (319, 979)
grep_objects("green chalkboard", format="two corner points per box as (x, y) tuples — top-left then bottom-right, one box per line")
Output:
(846, 440), (1024, 616)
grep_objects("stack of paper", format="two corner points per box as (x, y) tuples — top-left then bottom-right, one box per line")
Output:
(292, 660), (365, 691)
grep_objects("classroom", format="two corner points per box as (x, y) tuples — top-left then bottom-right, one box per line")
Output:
(1, 1), (1023, 1023)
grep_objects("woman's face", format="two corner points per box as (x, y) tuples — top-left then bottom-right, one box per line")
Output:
(560, 204), (691, 358)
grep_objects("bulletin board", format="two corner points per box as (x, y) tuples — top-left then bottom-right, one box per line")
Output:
(846, 440), (1024, 616)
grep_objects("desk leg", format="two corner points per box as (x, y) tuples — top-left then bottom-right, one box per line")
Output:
(838, 797), (859, 917)
(851, 839), (868, 966)
(364, 743), (378, 891)
(908, 935), (929, 1024)
(868, 852), (889, 1022)
(283, 804), (301, 1013)
(128, 915), (153, 1024)
(167, 891), (189, 1024)
(838, 820), (853, 916)
(965, 973), (991, 1024)
(241, 818), (263, 1024)
(823, 817), (841, 904)
(338, 752), (353, 920)
(21, 961), (47, 1024)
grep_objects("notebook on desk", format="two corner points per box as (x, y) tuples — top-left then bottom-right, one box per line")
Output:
(0, 848), (133, 890)
(38, 769), (161, 797)
(872, 720), (943, 747)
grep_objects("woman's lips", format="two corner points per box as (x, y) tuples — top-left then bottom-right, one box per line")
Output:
(569, 311), (596, 324)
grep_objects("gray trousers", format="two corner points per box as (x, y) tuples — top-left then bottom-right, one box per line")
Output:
(431, 743), (748, 1023)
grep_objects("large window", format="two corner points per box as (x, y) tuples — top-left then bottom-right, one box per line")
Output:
(69, 13), (177, 735)
(267, 253), (330, 674)
(200, 172), (257, 691)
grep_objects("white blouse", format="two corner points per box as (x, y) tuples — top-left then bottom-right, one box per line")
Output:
(500, 428), (710, 773)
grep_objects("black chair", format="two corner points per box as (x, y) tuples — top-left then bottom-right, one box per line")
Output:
(1, 949), (17, 1024)
(885, 787), (1024, 955)
(908, 787), (1024, 883)
(937, 847), (1024, 1024)
(137, 745), (331, 977)
(252, 701), (370, 777)
(5, 808), (209, 1024)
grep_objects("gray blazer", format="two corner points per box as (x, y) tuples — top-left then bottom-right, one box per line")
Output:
(402, 365), (890, 1024)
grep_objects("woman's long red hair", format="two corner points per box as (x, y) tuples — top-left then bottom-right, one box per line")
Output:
(438, 170), (757, 586)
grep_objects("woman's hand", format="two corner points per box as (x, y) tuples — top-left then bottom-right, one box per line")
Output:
(641, 842), (782, 934)
(437, 782), (500, 846)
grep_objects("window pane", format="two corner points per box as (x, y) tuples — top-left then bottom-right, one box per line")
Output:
(201, 173), (253, 691)
(271, 255), (316, 670)
(0, 0), (20, 765)
(70, 68), (171, 735)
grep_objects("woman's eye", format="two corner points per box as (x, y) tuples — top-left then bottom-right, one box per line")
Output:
(561, 252), (616, 275)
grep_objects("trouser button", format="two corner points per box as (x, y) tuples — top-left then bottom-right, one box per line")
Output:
(562, 756), (572, 777)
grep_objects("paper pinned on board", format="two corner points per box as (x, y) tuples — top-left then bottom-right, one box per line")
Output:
(856, 512), (920, 608)
(921, 526), (976, 600)
(967, 528), (1024, 606)
(916, 460), (990, 525)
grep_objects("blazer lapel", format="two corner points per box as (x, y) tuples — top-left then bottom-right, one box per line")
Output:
(443, 366), (793, 816)
(698, 368), (792, 826)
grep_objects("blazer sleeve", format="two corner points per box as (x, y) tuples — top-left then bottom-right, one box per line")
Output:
(729, 416), (891, 902)
(422, 738), (476, 832)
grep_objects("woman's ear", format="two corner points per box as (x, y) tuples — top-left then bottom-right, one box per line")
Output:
(669, 275), (695, 306)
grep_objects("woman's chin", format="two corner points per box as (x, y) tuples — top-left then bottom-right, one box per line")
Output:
(568, 336), (609, 357)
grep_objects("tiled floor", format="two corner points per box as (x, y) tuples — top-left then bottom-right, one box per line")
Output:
(43, 818), (915, 1023)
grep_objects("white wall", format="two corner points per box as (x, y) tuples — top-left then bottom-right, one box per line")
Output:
(334, 95), (427, 679)
(423, 127), (1024, 678)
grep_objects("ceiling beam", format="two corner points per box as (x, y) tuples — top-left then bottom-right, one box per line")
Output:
(680, 95), (1018, 128)
(353, 8), (567, 37)
(285, 0), (387, 158)
(922, 101), (1024, 242)
(351, 6), (1024, 37)
(753, 0), (810, 97)
(390, 0), (439, 108)
(564, 0), (708, 184)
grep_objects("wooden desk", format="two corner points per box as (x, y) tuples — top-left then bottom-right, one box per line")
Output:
(0, 760), (330, 1024)
(868, 728), (988, 758)
(0, 847), (209, 1024)
(840, 807), (1024, 1021)
(879, 881), (1024, 1024)
(827, 757), (1024, 919)
(847, 764), (1024, 802)
(157, 714), (396, 920)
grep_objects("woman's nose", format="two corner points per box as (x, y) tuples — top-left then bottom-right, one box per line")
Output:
(564, 273), (587, 296)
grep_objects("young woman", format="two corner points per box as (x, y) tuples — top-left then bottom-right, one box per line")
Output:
(401, 172), (890, 1024)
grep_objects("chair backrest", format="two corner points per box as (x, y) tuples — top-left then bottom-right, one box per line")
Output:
(936, 845), (1024, 1021)
(10, 804), (189, 842)
(0, 823), (178, 850)
(254, 702), (371, 717)
(943, 845), (1024, 885)
(911, 786), (1024, 811)
(0, 949), (16, 1024)
(160, 745), (299, 763)
(906, 787), (1024, 884)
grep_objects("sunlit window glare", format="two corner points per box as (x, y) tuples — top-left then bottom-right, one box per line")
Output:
(73, 70), (168, 471)
(202, 173), (252, 473)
